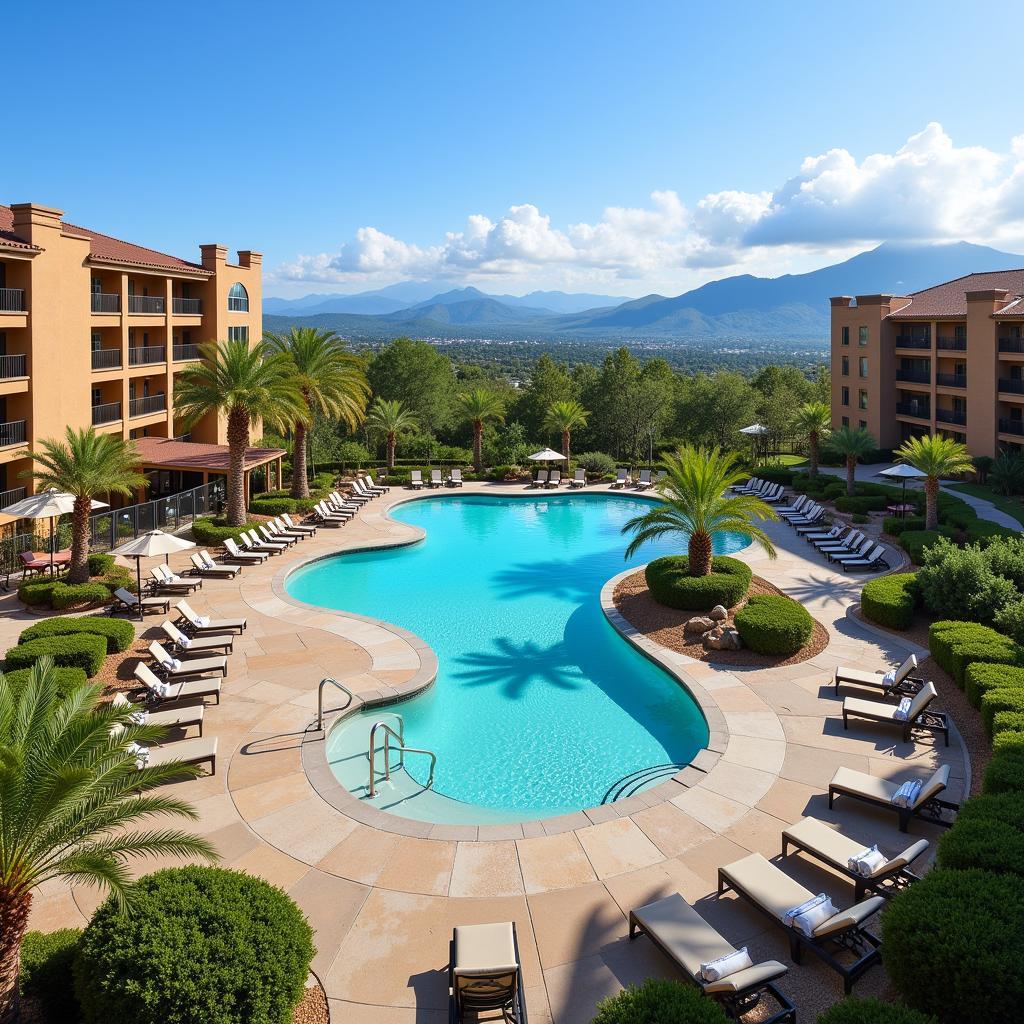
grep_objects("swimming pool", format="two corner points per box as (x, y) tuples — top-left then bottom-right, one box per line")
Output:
(287, 492), (748, 823)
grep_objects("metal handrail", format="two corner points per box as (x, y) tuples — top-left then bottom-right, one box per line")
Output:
(368, 716), (436, 797)
(316, 676), (354, 730)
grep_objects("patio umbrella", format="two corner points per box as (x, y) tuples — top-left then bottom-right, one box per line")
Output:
(527, 448), (566, 462)
(110, 529), (195, 620)
(876, 464), (928, 516)
(739, 423), (769, 466)
(0, 488), (108, 575)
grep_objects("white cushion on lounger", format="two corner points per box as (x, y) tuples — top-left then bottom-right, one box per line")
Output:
(452, 922), (517, 976)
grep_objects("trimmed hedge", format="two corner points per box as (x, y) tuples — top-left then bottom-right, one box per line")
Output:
(51, 581), (112, 610)
(191, 517), (258, 547)
(937, 817), (1024, 876)
(18, 579), (57, 606)
(1, 666), (88, 696)
(901, 529), (947, 563)
(4, 634), (107, 678)
(592, 978), (730, 1024)
(992, 711), (1024, 738)
(882, 868), (1024, 1023)
(883, 515), (926, 536)
(956, 790), (1024, 829)
(816, 997), (936, 1024)
(964, 662), (1024, 709)
(756, 466), (796, 485)
(981, 688), (1024, 738)
(19, 616), (135, 654)
(20, 928), (82, 1023)
(965, 520), (1020, 547)
(983, 731), (1024, 794)
(74, 866), (315, 1024)
(645, 555), (752, 611)
(928, 620), (1022, 687)
(861, 573), (918, 630)
(834, 495), (888, 514)
(87, 552), (115, 576)
(734, 594), (814, 655)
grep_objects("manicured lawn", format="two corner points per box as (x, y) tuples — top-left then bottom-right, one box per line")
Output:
(763, 455), (807, 468)
(947, 481), (1024, 528)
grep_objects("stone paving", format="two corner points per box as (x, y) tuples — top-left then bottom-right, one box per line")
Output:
(6, 482), (967, 1023)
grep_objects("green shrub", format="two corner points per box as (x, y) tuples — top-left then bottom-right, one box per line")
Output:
(18, 578), (57, 606)
(87, 552), (115, 575)
(964, 662), (1024, 709)
(816, 997), (937, 1024)
(50, 581), (114, 610)
(575, 451), (617, 478)
(956, 790), (1024, 829)
(992, 711), (1024, 738)
(981, 688), (1024, 737)
(645, 555), (752, 611)
(984, 732), (1024, 794)
(965, 520), (1019, 547)
(982, 535), (1024, 590)
(735, 594), (814, 655)
(929, 621), (1023, 686)
(98, 567), (137, 594)
(19, 615), (135, 654)
(884, 515), (926, 536)
(20, 928), (82, 1023)
(1, 666), (88, 696)
(74, 866), (315, 1024)
(757, 466), (795, 485)
(851, 512), (869, 524)
(247, 496), (299, 516)
(937, 817), (1024, 876)
(861, 573), (919, 630)
(917, 540), (1018, 622)
(989, 452), (1024, 496)
(191, 517), (258, 547)
(994, 596), (1024, 645)
(882, 868), (1024, 1022)
(900, 530), (945, 564)
(4, 633), (107, 677)
(834, 495), (888, 514)
(591, 978), (730, 1024)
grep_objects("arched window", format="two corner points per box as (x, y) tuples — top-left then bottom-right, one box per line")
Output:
(228, 282), (249, 312)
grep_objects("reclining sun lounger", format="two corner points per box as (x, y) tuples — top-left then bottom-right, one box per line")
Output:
(134, 662), (221, 705)
(530, 469), (547, 488)
(145, 735), (218, 776)
(149, 641), (228, 680)
(827, 538), (872, 564)
(112, 692), (205, 737)
(224, 537), (267, 563)
(611, 467), (628, 488)
(282, 513), (317, 536)
(448, 467), (464, 487)
(803, 524), (844, 545)
(175, 599), (246, 635)
(718, 853), (883, 993)
(263, 521), (298, 546)
(629, 892), (795, 1022)
(842, 681), (948, 745)
(787, 506), (825, 529)
(837, 544), (890, 572)
(161, 619), (234, 656)
(190, 552), (239, 579)
(636, 469), (653, 490)
(760, 484), (786, 503)
(781, 817), (929, 901)
(109, 587), (169, 617)
(150, 564), (203, 594)
(834, 654), (922, 698)
(364, 474), (389, 493)
(243, 529), (285, 555)
(448, 921), (527, 1024)
(828, 764), (958, 832)
(359, 475), (386, 495)
(816, 530), (864, 555)
(410, 470), (424, 489)
(311, 501), (347, 527)
(353, 478), (378, 500)
(429, 469), (443, 488)
(570, 468), (586, 488)
(546, 470), (561, 488)
(775, 495), (807, 516)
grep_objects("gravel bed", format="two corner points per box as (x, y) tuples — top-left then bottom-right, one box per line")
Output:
(294, 975), (330, 1024)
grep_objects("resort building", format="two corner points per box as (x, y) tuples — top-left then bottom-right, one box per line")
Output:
(830, 269), (1024, 456)
(0, 202), (283, 512)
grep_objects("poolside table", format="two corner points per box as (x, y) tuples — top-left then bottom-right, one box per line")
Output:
(885, 503), (915, 518)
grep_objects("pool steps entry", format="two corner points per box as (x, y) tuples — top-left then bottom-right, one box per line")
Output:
(367, 714), (437, 798)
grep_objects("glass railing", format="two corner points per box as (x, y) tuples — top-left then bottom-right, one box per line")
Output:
(895, 402), (930, 418)
(172, 297), (202, 315)
(172, 344), (201, 361)
(998, 337), (1024, 353)
(894, 336), (931, 349)
(895, 369), (930, 383)
(999, 418), (1024, 436)
(999, 378), (1024, 394)
(937, 337), (967, 351)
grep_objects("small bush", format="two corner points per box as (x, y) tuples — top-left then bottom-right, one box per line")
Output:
(937, 817), (1024, 876)
(881, 868), (1024, 1022)
(87, 552), (115, 575)
(981, 688), (1024, 737)
(575, 451), (617, 478)
(861, 573), (919, 630)
(98, 567), (137, 594)
(816, 997), (936, 1024)
(191, 517), (258, 547)
(984, 732), (1024, 794)
(983, 535), (1024, 590)
(994, 596), (1024, 645)
(645, 555), (752, 611)
(992, 711), (1024, 737)
(957, 790), (1024, 829)
(929, 621), (1023, 687)
(964, 662), (1024, 709)
(884, 515), (926, 536)
(74, 866), (315, 1024)
(900, 530), (945, 564)
(19, 616), (135, 653)
(4, 634), (107, 677)
(917, 540), (1018, 622)
(851, 512), (869, 524)
(247, 496), (299, 516)
(20, 928), (82, 1023)
(1, 666), (87, 700)
(50, 581), (113, 610)
(965, 520), (1019, 547)
(18, 579), (57, 606)
(834, 495), (888, 514)
(735, 594), (814, 655)
(591, 978), (730, 1024)
(757, 466), (795, 485)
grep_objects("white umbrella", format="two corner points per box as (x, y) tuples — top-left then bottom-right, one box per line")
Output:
(1, 488), (108, 575)
(876, 464), (928, 515)
(527, 448), (566, 461)
(739, 423), (769, 467)
(110, 530), (195, 618)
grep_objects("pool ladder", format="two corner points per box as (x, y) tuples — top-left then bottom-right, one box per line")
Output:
(368, 714), (437, 798)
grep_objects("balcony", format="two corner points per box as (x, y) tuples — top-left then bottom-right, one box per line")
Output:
(896, 402), (930, 419)
(91, 349), (122, 370)
(0, 419), (27, 447)
(936, 373), (967, 389)
(91, 292), (120, 313)
(0, 287), (25, 312)
(894, 335), (931, 349)
(0, 354), (27, 379)
(129, 394), (166, 418)
(999, 337), (1024, 353)
(999, 418), (1024, 437)
(0, 485), (26, 509)
(127, 295), (165, 314)
(1000, 377), (1024, 394)
(172, 297), (202, 315)
(895, 368), (930, 384)
(128, 345), (166, 366)
(172, 344), (201, 362)
(937, 336), (967, 351)
(91, 401), (122, 426)
(936, 409), (967, 426)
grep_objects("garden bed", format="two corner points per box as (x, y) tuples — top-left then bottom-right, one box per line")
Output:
(613, 571), (828, 666)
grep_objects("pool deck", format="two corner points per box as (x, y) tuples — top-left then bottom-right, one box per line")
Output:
(9, 482), (965, 1022)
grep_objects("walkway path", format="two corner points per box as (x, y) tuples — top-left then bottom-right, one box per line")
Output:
(6, 484), (964, 1023)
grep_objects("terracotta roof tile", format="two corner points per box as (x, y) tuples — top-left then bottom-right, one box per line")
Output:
(134, 437), (286, 472)
(0, 206), (40, 251)
(885, 269), (1024, 319)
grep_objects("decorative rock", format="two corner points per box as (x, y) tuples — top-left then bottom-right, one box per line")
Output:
(684, 616), (715, 637)
(709, 605), (728, 622)
(721, 628), (743, 650)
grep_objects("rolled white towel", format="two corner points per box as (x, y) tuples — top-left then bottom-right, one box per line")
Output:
(168, 572), (182, 583)
(169, 658), (182, 671)
(882, 669), (896, 687)
(847, 844), (887, 877)
(783, 893), (828, 928)
(154, 681), (173, 698)
(700, 947), (753, 983)
(793, 897), (838, 937)
(128, 709), (148, 725)
(179, 635), (192, 649)
(891, 779), (923, 808)
(893, 696), (913, 722)
(197, 615), (210, 627)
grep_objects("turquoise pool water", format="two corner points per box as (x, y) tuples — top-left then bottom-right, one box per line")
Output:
(287, 493), (747, 822)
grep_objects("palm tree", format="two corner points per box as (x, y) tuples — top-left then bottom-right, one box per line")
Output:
(792, 401), (832, 477)
(175, 340), (305, 526)
(26, 428), (146, 584)
(456, 388), (505, 473)
(0, 659), (215, 1024)
(542, 399), (590, 465)
(263, 327), (368, 498)
(895, 433), (974, 530)
(622, 445), (777, 576)
(365, 399), (419, 471)
(829, 425), (876, 496)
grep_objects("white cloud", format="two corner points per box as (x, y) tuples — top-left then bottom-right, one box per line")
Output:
(269, 123), (1024, 295)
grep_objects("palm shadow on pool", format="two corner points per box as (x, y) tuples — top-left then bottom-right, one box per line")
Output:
(450, 635), (581, 695)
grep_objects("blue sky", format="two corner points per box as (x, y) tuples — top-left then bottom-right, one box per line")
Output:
(8, 0), (1024, 297)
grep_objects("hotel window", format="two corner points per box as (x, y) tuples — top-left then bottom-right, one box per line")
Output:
(859, 357), (868, 378)
(858, 389), (868, 410)
(91, 332), (101, 352)
(228, 283), (249, 312)
(841, 326), (849, 346)
(841, 355), (849, 376)
(841, 416), (849, 426)
(227, 326), (249, 344)
(859, 419), (867, 429)
(955, 324), (966, 342)
(858, 326), (869, 345)
(841, 386), (849, 406)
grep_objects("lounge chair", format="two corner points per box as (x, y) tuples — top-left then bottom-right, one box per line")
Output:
(778, 498), (815, 520)
(835, 654), (922, 698)
(189, 552), (239, 579)
(569, 468), (586, 488)
(448, 467), (464, 487)
(110, 587), (169, 617)
(781, 817), (929, 901)
(161, 619), (234, 656)
(775, 495), (808, 517)
(546, 470), (561, 488)
(827, 538), (873, 564)
(149, 565), (202, 594)
(18, 550), (55, 577)
(733, 478), (763, 494)
(448, 921), (527, 1024)
(175, 599), (246, 635)
(282, 513), (317, 536)
(149, 641), (227, 680)
(134, 662), (221, 705)
(242, 529), (285, 555)
(410, 470), (424, 490)
(787, 506), (825, 529)
(530, 469), (548, 488)
(311, 501), (348, 526)
(365, 473), (389, 493)
(803, 524), (844, 545)
(267, 519), (304, 543)
(352, 478), (377, 500)
(428, 470), (443, 488)
(760, 484), (786, 503)
(359, 475), (386, 496)
(629, 892), (795, 1022)
(259, 523), (296, 548)
(837, 544), (890, 572)
(655, 470), (667, 483)
(335, 486), (369, 506)
(843, 681), (947, 745)
(611, 467), (629, 488)
(223, 537), (267, 564)
(717, 853), (883, 993)
(112, 691), (205, 737)
(794, 513), (832, 535)
(815, 530), (864, 555)
(636, 469), (653, 490)
(146, 735), (218, 776)
(828, 764), (958, 832)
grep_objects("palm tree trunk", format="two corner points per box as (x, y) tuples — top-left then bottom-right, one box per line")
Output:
(809, 432), (819, 477)
(925, 476), (940, 531)
(386, 432), (396, 471)
(562, 429), (570, 463)
(688, 530), (713, 577)
(473, 422), (483, 473)
(0, 886), (32, 1024)
(846, 456), (856, 496)
(226, 408), (250, 527)
(67, 495), (91, 584)
(291, 421), (309, 499)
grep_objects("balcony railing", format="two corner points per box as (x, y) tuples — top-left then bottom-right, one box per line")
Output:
(172, 297), (202, 315)
(172, 344), (201, 361)
(0, 486), (26, 510)
(129, 394), (166, 418)
(895, 369), (930, 384)
(894, 335), (931, 349)
(936, 373), (967, 389)
(0, 419), (27, 447)
(0, 287), (25, 312)
(91, 348), (122, 370)
(91, 292), (120, 313)
(936, 409), (967, 426)
(127, 295), (165, 314)
(895, 402), (930, 419)
(999, 337), (1024, 353)
(128, 345), (166, 366)
(999, 418), (1024, 437)
(999, 377), (1024, 394)
(0, 353), (27, 378)
(91, 401), (122, 425)
(937, 336), (967, 351)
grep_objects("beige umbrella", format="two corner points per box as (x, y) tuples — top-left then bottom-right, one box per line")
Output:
(1, 488), (109, 575)
(110, 530), (195, 619)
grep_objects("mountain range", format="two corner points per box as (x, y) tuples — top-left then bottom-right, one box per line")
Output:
(263, 241), (1024, 343)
